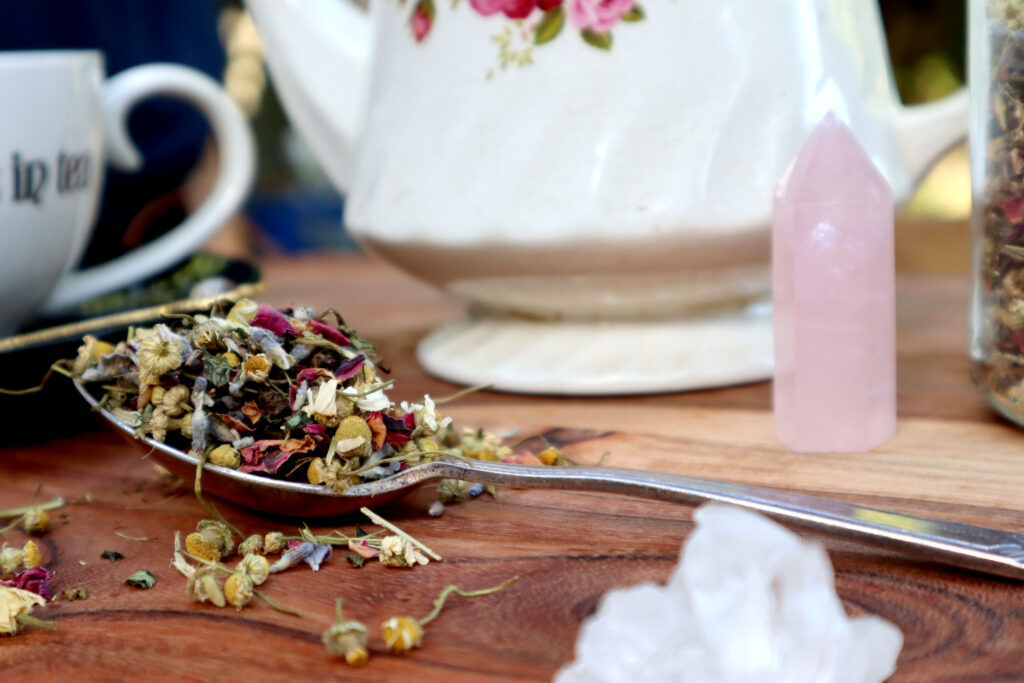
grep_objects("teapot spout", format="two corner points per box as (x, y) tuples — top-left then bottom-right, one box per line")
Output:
(895, 88), (969, 196)
(246, 0), (371, 191)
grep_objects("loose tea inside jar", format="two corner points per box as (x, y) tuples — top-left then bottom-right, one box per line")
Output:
(970, 0), (1024, 425)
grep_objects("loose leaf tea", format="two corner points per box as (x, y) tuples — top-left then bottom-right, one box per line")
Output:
(975, 1), (1024, 419)
(72, 298), (565, 494)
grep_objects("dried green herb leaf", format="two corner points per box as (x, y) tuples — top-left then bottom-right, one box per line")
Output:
(101, 550), (124, 562)
(203, 352), (234, 387)
(354, 526), (369, 538)
(124, 569), (156, 589)
(342, 551), (366, 568)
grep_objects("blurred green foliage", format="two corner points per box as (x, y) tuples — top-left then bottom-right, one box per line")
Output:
(881, 0), (966, 104)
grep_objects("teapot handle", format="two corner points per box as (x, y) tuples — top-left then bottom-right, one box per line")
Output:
(895, 88), (969, 188)
(246, 0), (372, 192)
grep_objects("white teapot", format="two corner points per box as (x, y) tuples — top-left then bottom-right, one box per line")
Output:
(246, 0), (965, 394)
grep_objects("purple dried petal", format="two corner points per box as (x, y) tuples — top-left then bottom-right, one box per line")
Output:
(251, 305), (297, 337)
(304, 544), (332, 571)
(267, 542), (332, 573)
(333, 354), (365, 381)
(381, 413), (412, 435)
(269, 542), (313, 573)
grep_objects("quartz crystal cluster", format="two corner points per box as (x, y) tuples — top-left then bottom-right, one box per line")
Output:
(556, 504), (903, 683)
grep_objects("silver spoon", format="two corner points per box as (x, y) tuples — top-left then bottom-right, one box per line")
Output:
(75, 379), (1024, 580)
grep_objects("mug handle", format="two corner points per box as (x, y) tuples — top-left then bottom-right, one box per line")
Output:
(39, 64), (256, 314)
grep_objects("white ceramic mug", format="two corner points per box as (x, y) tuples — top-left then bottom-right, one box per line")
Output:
(0, 50), (254, 336)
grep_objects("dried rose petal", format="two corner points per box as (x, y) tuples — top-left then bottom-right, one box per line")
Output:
(251, 305), (297, 337)
(307, 319), (351, 346)
(2, 567), (53, 600)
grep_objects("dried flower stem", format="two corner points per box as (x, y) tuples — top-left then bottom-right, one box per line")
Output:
(432, 383), (492, 406)
(419, 576), (518, 626)
(113, 530), (152, 542)
(15, 613), (57, 631)
(193, 450), (243, 538)
(0, 497), (64, 519)
(360, 507), (442, 562)
(0, 360), (72, 395)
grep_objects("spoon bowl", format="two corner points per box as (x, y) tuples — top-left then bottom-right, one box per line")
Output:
(75, 378), (1024, 579)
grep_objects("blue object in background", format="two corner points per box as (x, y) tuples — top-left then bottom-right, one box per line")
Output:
(246, 187), (359, 253)
(0, 0), (226, 267)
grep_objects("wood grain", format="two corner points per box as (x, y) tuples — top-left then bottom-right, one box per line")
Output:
(1, 251), (1023, 682)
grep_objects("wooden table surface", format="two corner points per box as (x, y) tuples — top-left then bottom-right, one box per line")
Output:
(2, 250), (1023, 682)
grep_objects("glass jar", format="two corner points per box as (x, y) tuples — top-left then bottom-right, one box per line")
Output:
(970, 0), (1024, 425)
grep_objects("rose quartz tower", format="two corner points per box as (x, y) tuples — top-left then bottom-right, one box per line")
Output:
(772, 113), (896, 453)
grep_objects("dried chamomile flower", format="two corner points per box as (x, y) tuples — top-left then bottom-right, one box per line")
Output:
(72, 335), (114, 376)
(381, 577), (518, 654)
(263, 532), (287, 555)
(136, 324), (185, 385)
(186, 520), (235, 562)
(21, 541), (40, 570)
(186, 566), (226, 607)
(237, 534), (263, 557)
(379, 535), (429, 568)
(0, 545), (24, 577)
(304, 379), (342, 428)
(224, 571), (253, 610)
(323, 599), (369, 666)
(209, 444), (241, 469)
(243, 353), (272, 383)
(381, 616), (424, 653)
(0, 586), (54, 635)
(21, 508), (50, 534)
(148, 408), (170, 442)
(437, 479), (468, 504)
(191, 321), (222, 351)
(332, 415), (372, 456)
(236, 553), (270, 586)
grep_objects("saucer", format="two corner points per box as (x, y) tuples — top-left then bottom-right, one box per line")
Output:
(417, 302), (774, 395)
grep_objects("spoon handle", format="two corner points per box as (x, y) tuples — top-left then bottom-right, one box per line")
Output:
(432, 459), (1024, 580)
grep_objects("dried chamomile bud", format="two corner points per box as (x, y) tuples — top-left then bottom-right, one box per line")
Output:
(148, 408), (169, 442)
(224, 571), (254, 610)
(243, 353), (272, 383)
(0, 586), (53, 635)
(536, 447), (565, 466)
(323, 599), (369, 666)
(179, 413), (193, 439)
(437, 479), (468, 504)
(237, 534), (263, 557)
(222, 351), (241, 369)
(186, 566), (226, 608)
(0, 545), (25, 576)
(236, 553), (270, 586)
(21, 508), (50, 534)
(161, 385), (191, 417)
(263, 532), (286, 555)
(21, 541), (40, 570)
(209, 444), (241, 469)
(186, 520), (235, 562)
(381, 616), (424, 654)
(137, 324), (185, 385)
(379, 535), (428, 568)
